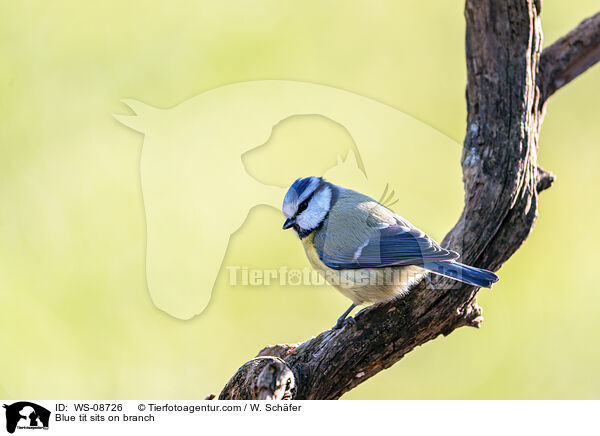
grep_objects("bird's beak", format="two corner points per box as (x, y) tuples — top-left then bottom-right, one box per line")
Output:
(282, 218), (295, 230)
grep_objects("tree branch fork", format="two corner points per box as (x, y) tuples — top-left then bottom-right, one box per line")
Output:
(217, 4), (600, 400)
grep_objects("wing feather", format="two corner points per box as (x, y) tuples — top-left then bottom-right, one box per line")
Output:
(314, 221), (458, 270)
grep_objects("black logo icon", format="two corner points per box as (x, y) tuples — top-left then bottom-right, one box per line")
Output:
(2, 402), (50, 434)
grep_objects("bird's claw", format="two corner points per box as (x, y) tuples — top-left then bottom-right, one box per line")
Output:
(332, 316), (356, 330)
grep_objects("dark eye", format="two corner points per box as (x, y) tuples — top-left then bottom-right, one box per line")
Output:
(297, 199), (309, 214)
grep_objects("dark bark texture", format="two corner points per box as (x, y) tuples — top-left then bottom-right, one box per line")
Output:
(217, 0), (600, 400)
(539, 12), (600, 103)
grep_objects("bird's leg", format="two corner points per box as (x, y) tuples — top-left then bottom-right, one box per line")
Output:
(333, 303), (357, 330)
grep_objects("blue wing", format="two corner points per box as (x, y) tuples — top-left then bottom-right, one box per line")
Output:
(314, 222), (459, 270)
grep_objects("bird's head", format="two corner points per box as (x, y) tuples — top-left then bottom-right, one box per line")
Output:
(282, 177), (334, 239)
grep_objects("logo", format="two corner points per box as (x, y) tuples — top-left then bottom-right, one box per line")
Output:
(2, 402), (50, 433)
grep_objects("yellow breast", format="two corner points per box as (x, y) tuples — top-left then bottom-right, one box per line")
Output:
(301, 233), (424, 305)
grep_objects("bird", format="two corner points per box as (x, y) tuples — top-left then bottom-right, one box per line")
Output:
(281, 176), (499, 329)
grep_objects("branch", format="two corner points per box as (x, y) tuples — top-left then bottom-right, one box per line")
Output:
(537, 166), (556, 192)
(218, 357), (295, 400)
(218, 0), (581, 400)
(540, 12), (600, 103)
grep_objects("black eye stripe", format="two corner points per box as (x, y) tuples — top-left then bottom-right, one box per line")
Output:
(296, 192), (315, 214)
(297, 199), (309, 214)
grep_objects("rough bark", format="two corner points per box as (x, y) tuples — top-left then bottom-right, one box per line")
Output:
(217, 1), (600, 400)
(219, 357), (295, 400)
(539, 12), (600, 103)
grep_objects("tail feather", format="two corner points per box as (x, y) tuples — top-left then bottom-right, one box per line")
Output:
(420, 261), (498, 288)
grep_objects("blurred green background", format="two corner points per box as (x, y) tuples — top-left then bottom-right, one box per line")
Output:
(1, 0), (599, 399)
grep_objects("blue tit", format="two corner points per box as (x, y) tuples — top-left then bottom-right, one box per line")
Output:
(281, 177), (499, 329)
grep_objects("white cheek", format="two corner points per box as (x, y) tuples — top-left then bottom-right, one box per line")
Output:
(296, 207), (326, 230)
(296, 187), (332, 230)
